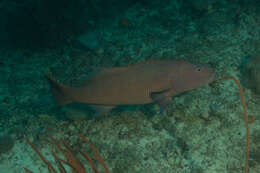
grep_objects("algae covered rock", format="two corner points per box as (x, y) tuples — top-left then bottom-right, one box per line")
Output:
(242, 56), (260, 94)
(0, 135), (14, 155)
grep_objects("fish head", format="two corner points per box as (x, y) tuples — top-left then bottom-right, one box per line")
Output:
(172, 61), (215, 93)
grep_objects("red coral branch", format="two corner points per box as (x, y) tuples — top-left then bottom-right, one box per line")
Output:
(221, 76), (250, 173)
(25, 136), (109, 173)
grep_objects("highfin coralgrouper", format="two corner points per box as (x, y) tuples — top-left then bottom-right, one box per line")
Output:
(46, 59), (215, 115)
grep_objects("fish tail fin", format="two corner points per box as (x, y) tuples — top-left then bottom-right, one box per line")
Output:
(45, 72), (74, 106)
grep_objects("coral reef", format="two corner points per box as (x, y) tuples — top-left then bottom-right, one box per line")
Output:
(0, 0), (259, 173)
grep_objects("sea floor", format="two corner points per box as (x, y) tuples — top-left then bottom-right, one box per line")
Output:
(0, 1), (259, 173)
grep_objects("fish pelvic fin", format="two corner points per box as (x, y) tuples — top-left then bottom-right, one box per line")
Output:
(45, 72), (74, 106)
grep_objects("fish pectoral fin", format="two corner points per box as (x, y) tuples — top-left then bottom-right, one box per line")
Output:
(151, 89), (173, 114)
(89, 105), (115, 116)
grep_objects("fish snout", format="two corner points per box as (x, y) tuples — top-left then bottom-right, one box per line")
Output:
(208, 68), (216, 83)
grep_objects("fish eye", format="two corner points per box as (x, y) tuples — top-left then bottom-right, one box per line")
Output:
(196, 67), (202, 71)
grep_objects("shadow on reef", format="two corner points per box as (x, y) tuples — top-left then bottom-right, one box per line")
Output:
(58, 102), (159, 121)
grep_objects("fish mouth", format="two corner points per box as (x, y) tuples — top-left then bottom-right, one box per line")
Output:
(209, 70), (216, 83)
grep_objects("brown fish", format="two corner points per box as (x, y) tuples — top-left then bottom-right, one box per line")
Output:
(46, 60), (215, 115)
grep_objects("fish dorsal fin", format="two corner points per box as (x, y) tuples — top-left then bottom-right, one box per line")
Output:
(91, 66), (128, 78)
(80, 66), (128, 85)
(94, 60), (163, 77)
(90, 59), (162, 76)
(101, 66), (128, 74)
(83, 60), (164, 84)
(127, 59), (163, 67)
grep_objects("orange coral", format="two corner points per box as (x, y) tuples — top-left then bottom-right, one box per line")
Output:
(25, 135), (110, 173)
(221, 76), (249, 173)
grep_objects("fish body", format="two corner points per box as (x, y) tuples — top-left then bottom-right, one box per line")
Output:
(47, 60), (215, 114)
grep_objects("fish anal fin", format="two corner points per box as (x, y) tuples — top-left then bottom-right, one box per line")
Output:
(89, 105), (115, 116)
(151, 88), (174, 113)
